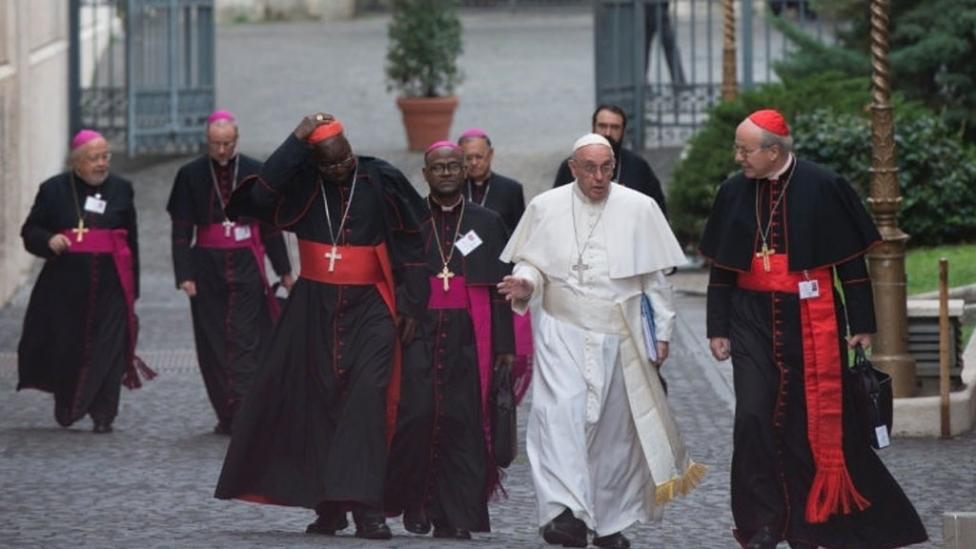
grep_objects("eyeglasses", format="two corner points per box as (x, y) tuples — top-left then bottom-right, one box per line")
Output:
(82, 152), (112, 163)
(578, 162), (615, 177)
(732, 144), (768, 157)
(319, 154), (355, 171)
(428, 162), (464, 176)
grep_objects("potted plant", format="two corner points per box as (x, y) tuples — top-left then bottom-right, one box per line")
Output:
(385, 0), (464, 151)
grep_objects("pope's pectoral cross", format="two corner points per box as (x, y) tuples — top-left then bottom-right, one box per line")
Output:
(756, 244), (775, 272)
(437, 264), (455, 292)
(325, 245), (343, 272)
(222, 219), (235, 237)
(72, 219), (89, 242)
(571, 255), (590, 284)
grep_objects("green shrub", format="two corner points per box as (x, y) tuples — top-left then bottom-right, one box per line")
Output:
(385, 0), (463, 97)
(794, 110), (976, 246)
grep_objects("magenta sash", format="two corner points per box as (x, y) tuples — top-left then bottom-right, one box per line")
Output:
(60, 228), (155, 389)
(196, 223), (280, 319)
(427, 276), (494, 446)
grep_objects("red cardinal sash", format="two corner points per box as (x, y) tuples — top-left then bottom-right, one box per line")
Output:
(738, 254), (870, 523)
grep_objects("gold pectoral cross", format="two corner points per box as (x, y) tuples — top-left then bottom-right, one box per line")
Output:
(222, 219), (235, 237)
(324, 245), (343, 272)
(72, 219), (89, 242)
(437, 264), (455, 292)
(756, 244), (775, 272)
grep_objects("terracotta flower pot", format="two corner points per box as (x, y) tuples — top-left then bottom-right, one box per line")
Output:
(395, 95), (460, 151)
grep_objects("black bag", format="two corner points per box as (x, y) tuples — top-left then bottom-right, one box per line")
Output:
(491, 363), (518, 468)
(848, 346), (893, 449)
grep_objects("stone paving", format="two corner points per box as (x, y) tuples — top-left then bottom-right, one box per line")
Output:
(1, 11), (973, 549)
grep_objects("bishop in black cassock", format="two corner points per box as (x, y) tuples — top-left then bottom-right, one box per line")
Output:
(457, 128), (526, 233)
(385, 141), (515, 540)
(213, 115), (428, 540)
(552, 105), (668, 217)
(18, 130), (152, 434)
(700, 110), (926, 549)
(167, 111), (293, 435)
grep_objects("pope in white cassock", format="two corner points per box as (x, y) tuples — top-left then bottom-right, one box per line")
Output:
(498, 134), (705, 549)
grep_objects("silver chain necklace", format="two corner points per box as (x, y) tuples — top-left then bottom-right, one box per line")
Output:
(318, 166), (358, 272)
(466, 176), (491, 206)
(208, 155), (240, 236)
(569, 188), (607, 284)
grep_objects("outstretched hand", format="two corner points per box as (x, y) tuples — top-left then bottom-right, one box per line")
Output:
(496, 275), (533, 302)
(293, 113), (335, 140)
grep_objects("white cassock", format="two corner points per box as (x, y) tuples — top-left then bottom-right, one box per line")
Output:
(500, 182), (705, 536)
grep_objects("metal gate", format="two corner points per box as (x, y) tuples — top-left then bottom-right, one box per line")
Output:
(69, 0), (215, 156)
(595, 0), (831, 149)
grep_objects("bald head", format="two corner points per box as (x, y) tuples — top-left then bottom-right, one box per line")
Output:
(207, 119), (239, 166)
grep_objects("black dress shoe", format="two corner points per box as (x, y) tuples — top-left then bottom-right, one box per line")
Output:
(305, 509), (349, 535)
(541, 509), (587, 547)
(92, 421), (113, 434)
(746, 526), (781, 549)
(433, 526), (472, 539)
(353, 509), (393, 540)
(213, 421), (232, 435)
(403, 508), (431, 535)
(593, 532), (631, 549)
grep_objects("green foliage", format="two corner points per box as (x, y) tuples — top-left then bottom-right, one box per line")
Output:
(668, 73), (976, 249)
(794, 110), (976, 247)
(667, 73), (872, 246)
(385, 0), (463, 97)
(771, 0), (976, 138)
(905, 244), (976, 296)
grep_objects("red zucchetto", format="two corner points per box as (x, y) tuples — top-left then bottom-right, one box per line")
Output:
(308, 120), (344, 144)
(748, 109), (790, 136)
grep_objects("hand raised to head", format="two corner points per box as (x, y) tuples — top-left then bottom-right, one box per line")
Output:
(293, 113), (335, 140)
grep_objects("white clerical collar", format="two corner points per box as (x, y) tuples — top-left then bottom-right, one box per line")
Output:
(767, 154), (794, 180)
(430, 194), (463, 212)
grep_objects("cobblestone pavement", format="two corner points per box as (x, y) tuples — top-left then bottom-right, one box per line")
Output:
(1, 12), (973, 549)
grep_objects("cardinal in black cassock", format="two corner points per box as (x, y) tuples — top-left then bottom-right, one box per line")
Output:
(166, 110), (293, 435)
(384, 141), (516, 540)
(553, 105), (668, 217)
(18, 130), (153, 434)
(213, 115), (428, 541)
(700, 110), (926, 549)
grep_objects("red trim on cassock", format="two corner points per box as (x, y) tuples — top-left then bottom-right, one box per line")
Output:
(738, 254), (870, 523)
(298, 239), (401, 446)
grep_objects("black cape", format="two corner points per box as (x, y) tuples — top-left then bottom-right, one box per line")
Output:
(464, 172), (526, 233)
(385, 199), (513, 532)
(214, 134), (428, 511)
(700, 159), (927, 548)
(166, 154), (292, 427)
(553, 145), (668, 217)
(18, 172), (140, 427)
(699, 159), (880, 273)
